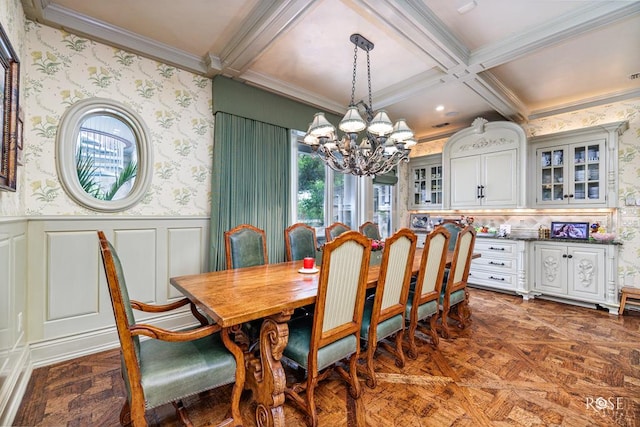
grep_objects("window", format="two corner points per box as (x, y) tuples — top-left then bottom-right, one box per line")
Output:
(291, 131), (361, 241)
(56, 98), (153, 212)
(372, 183), (393, 238)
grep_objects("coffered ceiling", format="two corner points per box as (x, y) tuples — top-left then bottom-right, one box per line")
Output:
(21, 0), (640, 141)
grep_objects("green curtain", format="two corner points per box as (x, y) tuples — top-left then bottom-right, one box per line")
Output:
(209, 112), (290, 271)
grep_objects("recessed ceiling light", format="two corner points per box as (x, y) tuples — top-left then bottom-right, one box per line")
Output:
(445, 111), (460, 117)
(435, 105), (445, 112)
(433, 122), (450, 128)
(456, 0), (477, 14)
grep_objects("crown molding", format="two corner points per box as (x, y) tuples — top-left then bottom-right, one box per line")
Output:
(214, 0), (315, 77)
(528, 88), (640, 120)
(28, 2), (208, 74)
(470, 1), (640, 69)
(240, 70), (346, 114)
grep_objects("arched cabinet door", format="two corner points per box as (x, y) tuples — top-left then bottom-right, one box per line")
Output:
(56, 98), (153, 212)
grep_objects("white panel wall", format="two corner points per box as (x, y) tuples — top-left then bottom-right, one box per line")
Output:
(167, 228), (205, 299)
(48, 231), (101, 320)
(0, 220), (29, 427)
(27, 217), (210, 365)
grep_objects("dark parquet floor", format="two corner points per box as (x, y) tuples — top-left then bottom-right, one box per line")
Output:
(13, 289), (640, 426)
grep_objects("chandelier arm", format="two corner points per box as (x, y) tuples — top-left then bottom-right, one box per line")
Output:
(304, 33), (413, 177)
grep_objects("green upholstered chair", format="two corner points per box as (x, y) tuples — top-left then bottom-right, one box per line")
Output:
(324, 221), (350, 242)
(441, 221), (463, 251)
(97, 231), (243, 427)
(440, 226), (476, 338)
(359, 228), (416, 388)
(405, 226), (450, 358)
(224, 223), (268, 269)
(359, 221), (382, 240)
(283, 231), (371, 427)
(284, 222), (318, 261)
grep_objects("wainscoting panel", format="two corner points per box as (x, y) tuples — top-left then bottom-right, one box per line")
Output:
(167, 227), (206, 300)
(27, 217), (210, 365)
(113, 229), (157, 304)
(47, 231), (100, 320)
(0, 237), (9, 346)
(0, 219), (29, 427)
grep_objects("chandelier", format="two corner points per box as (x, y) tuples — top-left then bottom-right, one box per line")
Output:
(303, 33), (416, 177)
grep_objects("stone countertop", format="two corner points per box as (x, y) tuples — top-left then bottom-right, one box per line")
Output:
(477, 235), (622, 245)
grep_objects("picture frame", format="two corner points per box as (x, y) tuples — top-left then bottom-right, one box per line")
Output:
(16, 107), (23, 165)
(550, 221), (589, 240)
(0, 23), (20, 191)
(410, 214), (430, 231)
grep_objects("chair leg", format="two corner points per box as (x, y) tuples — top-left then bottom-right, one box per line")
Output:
(305, 378), (318, 427)
(427, 313), (440, 347)
(440, 306), (452, 339)
(129, 400), (147, 427)
(362, 341), (378, 389)
(119, 400), (132, 426)
(173, 400), (193, 427)
(406, 317), (419, 359)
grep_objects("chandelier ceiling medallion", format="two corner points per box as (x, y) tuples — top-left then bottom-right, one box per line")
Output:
(303, 33), (416, 177)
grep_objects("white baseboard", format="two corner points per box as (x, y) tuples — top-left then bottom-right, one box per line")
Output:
(0, 346), (32, 427)
(29, 311), (198, 368)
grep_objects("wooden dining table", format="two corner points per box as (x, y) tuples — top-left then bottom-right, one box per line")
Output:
(170, 248), (477, 426)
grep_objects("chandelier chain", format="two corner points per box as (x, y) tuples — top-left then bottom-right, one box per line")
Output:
(367, 50), (372, 115)
(350, 43), (358, 106)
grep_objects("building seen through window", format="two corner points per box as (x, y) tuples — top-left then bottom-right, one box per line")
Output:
(76, 114), (137, 201)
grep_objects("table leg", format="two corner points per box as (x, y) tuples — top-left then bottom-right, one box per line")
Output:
(245, 310), (293, 427)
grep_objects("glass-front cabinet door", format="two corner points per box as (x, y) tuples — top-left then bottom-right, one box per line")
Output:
(536, 139), (605, 206)
(409, 154), (442, 209)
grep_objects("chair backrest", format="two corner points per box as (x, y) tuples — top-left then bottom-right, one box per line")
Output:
(325, 222), (350, 242)
(370, 228), (416, 324)
(441, 221), (463, 251)
(310, 231), (371, 368)
(97, 231), (143, 395)
(414, 226), (450, 299)
(443, 225), (476, 297)
(284, 223), (318, 261)
(224, 224), (268, 269)
(359, 221), (382, 240)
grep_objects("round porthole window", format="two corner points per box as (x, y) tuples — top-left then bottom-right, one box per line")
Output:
(56, 98), (153, 212)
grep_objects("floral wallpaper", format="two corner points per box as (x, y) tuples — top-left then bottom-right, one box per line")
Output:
(21, 22), (213, 216)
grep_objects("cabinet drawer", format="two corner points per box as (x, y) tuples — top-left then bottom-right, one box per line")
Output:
(471, 256), (516, 274)
(474, 239), (516, 256)
(468, 269), (516, 290)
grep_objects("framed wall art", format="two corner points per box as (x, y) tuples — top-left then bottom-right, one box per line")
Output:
(0, 23), (20, 191)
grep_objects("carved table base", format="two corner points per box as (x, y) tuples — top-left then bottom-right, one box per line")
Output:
(244, 310), (293, 427)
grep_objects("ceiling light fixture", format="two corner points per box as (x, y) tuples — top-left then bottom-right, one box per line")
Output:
(303, 33), (415, 177)
(456, 0), (478, 14)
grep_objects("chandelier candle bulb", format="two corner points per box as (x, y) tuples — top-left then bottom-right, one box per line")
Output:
(303, 33), (414, 177)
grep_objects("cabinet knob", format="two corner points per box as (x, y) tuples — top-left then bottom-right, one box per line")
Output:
(562, 254), (568, 258)
(567, 254), (573, 259)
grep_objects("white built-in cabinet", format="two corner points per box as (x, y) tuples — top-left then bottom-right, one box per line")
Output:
(528, 121), (628, 208)
(531, 241), (619, 313)
(443, 118), (527, 209)
(468, 238), (528, 296)
(408, 154), (442, 209)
